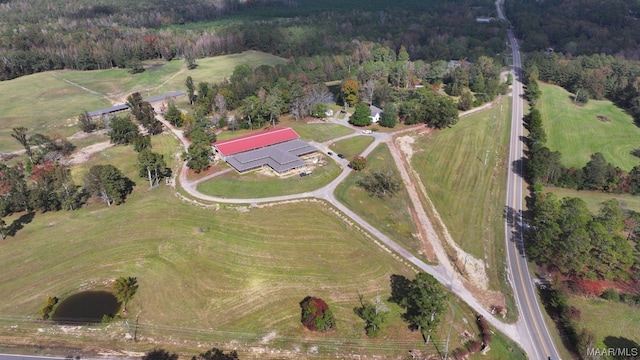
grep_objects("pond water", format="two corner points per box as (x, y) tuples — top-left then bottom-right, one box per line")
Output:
(52, 290), (120, 324)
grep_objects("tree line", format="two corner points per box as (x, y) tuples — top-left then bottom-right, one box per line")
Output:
(0, 0), (506, 80)
(175, 44), (507, 172)
(524, 103), (640, 195)
(525, 52), (640, 127)
(506, 0), (640, 57)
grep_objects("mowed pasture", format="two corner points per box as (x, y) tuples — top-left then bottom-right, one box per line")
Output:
(334, 144), (425, 260)
(0, 51), (286, 153)
(0, 73), (111, 152)
(569, 297), (640, 348)
(537, 82), (640, 170)
(329, 136), (375, 160)
(411, 97), (511, 290)
(0, 138), (426, 356)
(196, 155), (341, 199)
(56, 50), (286, 100)
(544, 186), (640, 213)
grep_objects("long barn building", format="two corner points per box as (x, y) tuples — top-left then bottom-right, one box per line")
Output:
(213, 127), (316, 173)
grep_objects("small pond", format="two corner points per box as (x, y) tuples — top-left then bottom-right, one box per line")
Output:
(52, 290), (121, 324)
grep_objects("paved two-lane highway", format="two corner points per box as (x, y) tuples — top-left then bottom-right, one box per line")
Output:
(503, 21), (562, 360)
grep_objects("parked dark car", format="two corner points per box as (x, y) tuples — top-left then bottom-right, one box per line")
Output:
(337, 154), (345, 159)
(327, 151), (333, 156)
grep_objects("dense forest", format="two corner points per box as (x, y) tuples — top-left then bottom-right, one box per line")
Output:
(0, 0), (506, 80)
(506, 0), (640, 57)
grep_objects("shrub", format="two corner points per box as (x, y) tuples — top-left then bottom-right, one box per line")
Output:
(467, 340), (483, 353)
(452, 348), (469, 360)
(601, 288), (620, 301)
(300, 296), (335, 332)
(41, 296), (59, 319)
(349, 155), (367, 171)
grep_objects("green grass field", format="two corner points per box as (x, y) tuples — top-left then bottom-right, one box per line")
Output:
(55, 51), (286, 99)
(0, 136), (524, 357)
(329, 136), (375, 160)
(538, 82), (640, 170)
(544, 186), (640, 213)
(196, 154), (340, 199)
(284, 121), (354, 143)
(0, 51), (286, 153)
(0, 136), (427, 355)
(411, 97), (511, 291)
(0, 73), (111, 152)
(569, 296), (640, 348)
(334, 144), (425, 260)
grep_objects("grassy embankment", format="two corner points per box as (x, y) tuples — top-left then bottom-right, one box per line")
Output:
(334, 144), (425, 261)
(0, 51), (286, 153)
(538, 82), (640, 171)
(411, 97), (511, 292)
(0, 134), (524, 358)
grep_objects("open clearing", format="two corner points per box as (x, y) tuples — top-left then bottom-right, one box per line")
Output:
(0, 73), (111, 152)
(411, 97), (511, 292)
(538, 82), (640, 170)
(0, 138), (417, 355)
(569, 296), (640, 347)
(544, 186), (640, 213)
(0, 51), (285, 153)
(334, 144), (424, 261)
(0, 134), (525, 358)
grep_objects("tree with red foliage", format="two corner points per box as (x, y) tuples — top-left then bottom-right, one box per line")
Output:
(467, 340), (483, 353)
(477, 314), (492, 347)
(349, 156), (367, 171)
(299, 296), (335, 332)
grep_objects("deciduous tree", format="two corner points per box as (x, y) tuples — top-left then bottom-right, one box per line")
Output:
(83, 165), (134, 206)
(137, 150), (171, 189)
(109, 116), (140, 145)
(400, 272), (447, 337)
(78, 111), (97, 133)
(349, 155), (367, 171)
(300, 296), (335, 332)
(342, 79), (359, 107)
(357, 168), (402, 198)
(354, 294), (388, 337)
(11, 127), (32, 161)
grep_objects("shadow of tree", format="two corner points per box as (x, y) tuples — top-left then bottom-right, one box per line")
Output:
(603, 336), (640, 360)
(7, 211), (35, 238)
(388, 274), (411, 304)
